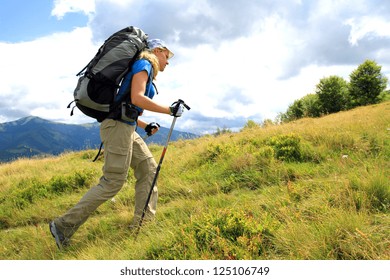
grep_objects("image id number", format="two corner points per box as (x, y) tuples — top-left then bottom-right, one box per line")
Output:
(213, 266), (270, 276)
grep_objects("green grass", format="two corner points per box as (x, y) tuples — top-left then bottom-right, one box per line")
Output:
(0, 102), (389, 260)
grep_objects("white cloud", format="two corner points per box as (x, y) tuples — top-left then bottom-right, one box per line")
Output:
(97, 0), (137, 7)
(0, 0), (389, 134)
(51, 0), (95, 19)
(155, 15), (307, 117)
(345, 16), (390, 46)
(0, 28), (98, 123)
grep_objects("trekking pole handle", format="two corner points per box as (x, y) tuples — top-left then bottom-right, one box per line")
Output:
(177, 99), (191, 111)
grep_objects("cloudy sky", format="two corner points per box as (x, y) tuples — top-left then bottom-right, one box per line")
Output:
(1, 0), (389, 134)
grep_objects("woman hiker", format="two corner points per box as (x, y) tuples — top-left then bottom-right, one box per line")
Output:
(49, 39), (185, 249)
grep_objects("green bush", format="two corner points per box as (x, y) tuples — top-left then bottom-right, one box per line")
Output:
(51, 170), (96, 194)
(1, 170), (97, 210)
(266, 134), (303, 162)
(192, 210), (275, 259)
(9, 179), (49, 209)
(145, 210), (276, 260)
(201, 143), (236, 163)
(254, 146), (275, 165)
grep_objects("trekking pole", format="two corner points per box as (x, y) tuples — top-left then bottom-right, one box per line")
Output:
(135, 99), (190, 238)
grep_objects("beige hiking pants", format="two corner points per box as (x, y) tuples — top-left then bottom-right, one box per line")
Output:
(54, 119), (158, 238)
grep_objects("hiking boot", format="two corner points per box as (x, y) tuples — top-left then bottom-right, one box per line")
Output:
(49, 221), (69, 249)
(128, 220), (141, 231)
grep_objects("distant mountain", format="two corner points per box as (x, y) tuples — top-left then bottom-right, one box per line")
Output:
(0, 117), (198, 162)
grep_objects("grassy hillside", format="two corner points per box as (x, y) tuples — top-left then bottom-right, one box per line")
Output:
(0, 102), (389, 260)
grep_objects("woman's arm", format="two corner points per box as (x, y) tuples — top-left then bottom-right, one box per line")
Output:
(136, 119), (147, 129)
(130, 71), (171, 115)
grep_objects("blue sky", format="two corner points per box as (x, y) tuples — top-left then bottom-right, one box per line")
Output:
(0, 0), (389, 134)
(0, 0), (88, 42)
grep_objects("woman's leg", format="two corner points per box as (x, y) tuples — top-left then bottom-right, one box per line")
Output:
(129, 132), (158, 226)
(54, 120), (135, 238)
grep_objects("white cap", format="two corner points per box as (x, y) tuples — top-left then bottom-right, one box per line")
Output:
(147, 39), (174, 59)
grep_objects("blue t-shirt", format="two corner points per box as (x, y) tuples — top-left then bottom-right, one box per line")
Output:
(115, 59), (156, 115)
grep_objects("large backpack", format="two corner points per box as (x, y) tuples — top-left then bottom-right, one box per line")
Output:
(68, 26), (149, 122)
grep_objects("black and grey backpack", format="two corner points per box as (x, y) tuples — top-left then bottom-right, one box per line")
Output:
(68, 26), (148, 122)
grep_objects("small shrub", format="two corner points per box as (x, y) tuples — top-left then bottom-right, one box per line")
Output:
(0, 170), (97, 210)
(197, 142), (238, 165)
(266, 134), (303, 162)
(145, 210), (277, 260)
(254, 146), (275, 165)
(50, 176), (72, 193)
(192, 210), (275, 259)
(8, 179), (50, 209)
(51, 170), (96, 194)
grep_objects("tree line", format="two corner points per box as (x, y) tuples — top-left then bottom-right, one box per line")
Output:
(276, 60), (389, 123)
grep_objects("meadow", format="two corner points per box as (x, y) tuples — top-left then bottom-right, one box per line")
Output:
(0, 102), (389, 260)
